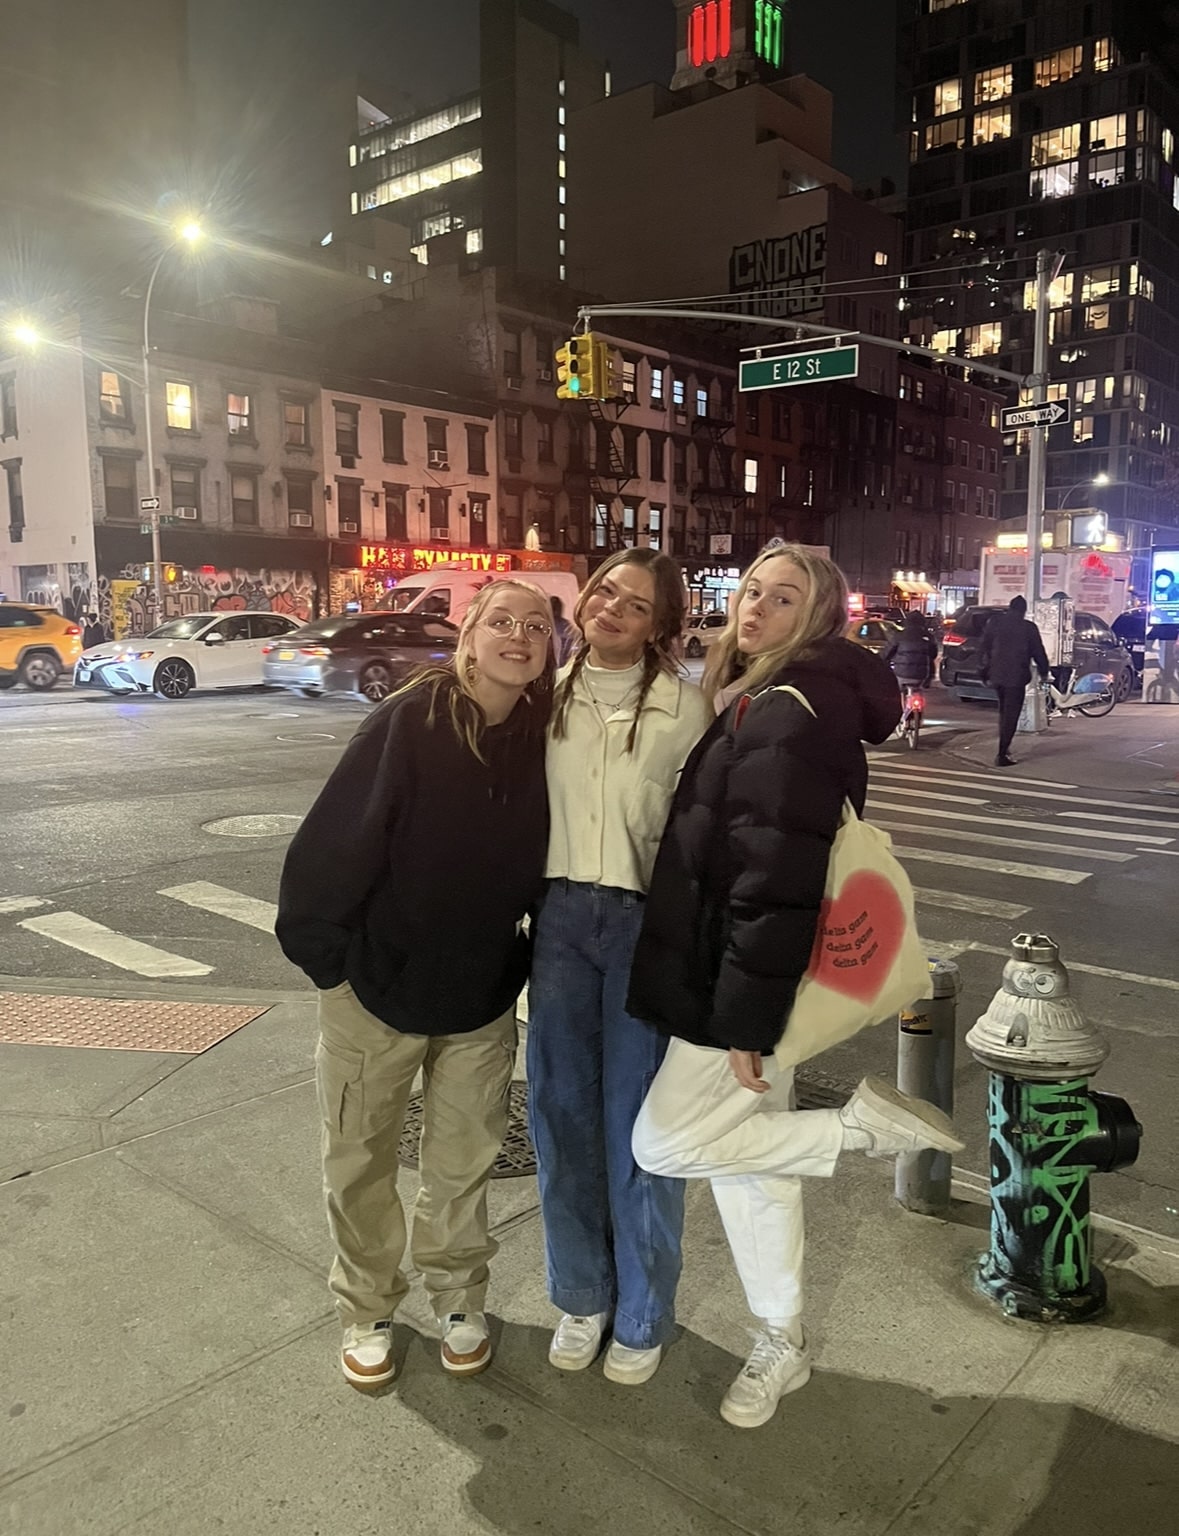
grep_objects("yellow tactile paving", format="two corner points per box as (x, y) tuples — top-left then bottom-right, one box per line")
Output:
(0, 993), (268, 1053)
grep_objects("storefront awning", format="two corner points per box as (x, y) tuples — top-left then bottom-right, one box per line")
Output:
(892, 579), (937, 597)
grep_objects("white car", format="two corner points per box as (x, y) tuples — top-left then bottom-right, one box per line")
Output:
(74, 611), (302, 699)
(684, 611), (728, 658)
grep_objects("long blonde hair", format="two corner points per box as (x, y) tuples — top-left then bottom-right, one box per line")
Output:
(703, 543), (850, 699)
(551, 548), (687, 753)
(389, 578), (556, 759)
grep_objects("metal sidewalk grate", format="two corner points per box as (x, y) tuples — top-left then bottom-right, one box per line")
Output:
(400, 1080), (537, 1178)
(0, 993), (268, 1053)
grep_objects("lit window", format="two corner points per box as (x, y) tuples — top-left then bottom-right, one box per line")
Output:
(1130, 263), (1154, 301)
(696, 387), (709, 417)
(166, 381), (193, 431)
(558, 106), (566, 125)
(466, 228), (483, 254)
(964, 322), (1003, 357)
(558, 133), (566, 151)
(925, 117), (965, 152)
(1074, 415), (1095, 443)
(929, 0), (967, 9)
(651, 366), (665, 403)
(934, 78), (962, 117)
(1089, 114), (1128, 150)
(100, 371), (127, 420)
(354, 96), (481, 164)
(558, 185), (566, 203)
(359, 149), (483, 211)
(930, 329), (957, 354)
(1081, 266), (1120, 302)
(1035, 46), (1083, 88)
(1031, 125), (1080, 166)
(1030, 161), (1078, 199)
(1085, 304), (1110, 332)
(744, 456), (759, 494)
(1022, 273), (1074, 310)
(558, 158), (566, 178)
(973, 107), (1011, 145)
(559, 212), (566, 229)
(227, 393), (251, 437)
(1088, 150), (1128, 189)
(974, 66), (1011, 104)
(1093, 38), (1118, 73)
(874, 250), (889, 267)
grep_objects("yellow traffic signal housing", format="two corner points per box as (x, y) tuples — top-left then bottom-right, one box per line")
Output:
(555, 332), (602, 399)
(597, 341), (622, 401)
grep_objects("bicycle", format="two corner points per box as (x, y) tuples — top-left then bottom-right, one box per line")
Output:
(1043, 668), (1116, 721)
(896, 683), (926, 749)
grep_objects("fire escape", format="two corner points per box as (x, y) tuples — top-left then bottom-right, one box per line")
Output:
(564, 400), (634, 553)
(690, 411), (749, 560)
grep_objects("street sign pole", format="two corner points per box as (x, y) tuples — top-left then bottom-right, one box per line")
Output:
(1020, 247), (1063, 735)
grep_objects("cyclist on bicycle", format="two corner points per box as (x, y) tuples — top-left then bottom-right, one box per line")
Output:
(881, 611), (937, 689)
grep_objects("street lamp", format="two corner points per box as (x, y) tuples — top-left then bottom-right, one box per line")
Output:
(7, 321), (41, 351)
(1057, 472), (1110, 509)
(142, 218), (204, 615)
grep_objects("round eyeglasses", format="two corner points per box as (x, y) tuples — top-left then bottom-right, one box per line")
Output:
(483, 616), (553, 642)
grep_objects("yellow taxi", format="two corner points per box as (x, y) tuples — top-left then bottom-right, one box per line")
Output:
(0, 601), (83, 690)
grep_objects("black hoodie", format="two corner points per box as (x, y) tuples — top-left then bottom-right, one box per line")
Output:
(276, 686), (548, 1036)
(626, 636), (901, 1055)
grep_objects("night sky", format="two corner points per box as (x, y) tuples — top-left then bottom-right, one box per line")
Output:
(188, 0), (902, 242)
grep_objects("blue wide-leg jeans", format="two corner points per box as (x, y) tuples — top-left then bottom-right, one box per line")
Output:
(526, 878), (685, 1350)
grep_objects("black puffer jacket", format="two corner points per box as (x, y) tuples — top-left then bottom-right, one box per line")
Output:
(627, 638), (901, 1055)
(277, 687), (548, 1035)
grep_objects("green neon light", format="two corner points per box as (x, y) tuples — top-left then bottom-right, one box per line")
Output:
(754, 2), (782, 67)
(754, 0), (764, 59)
(773, 5), (783, 68)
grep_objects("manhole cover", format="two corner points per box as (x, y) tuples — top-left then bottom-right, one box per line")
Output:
(399, 1081), (536, 1178)
(202, 814), (304, 837)
(275, 732), (336, 743)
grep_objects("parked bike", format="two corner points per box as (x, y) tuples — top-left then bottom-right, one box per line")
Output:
(1043, 669), (1116, 720)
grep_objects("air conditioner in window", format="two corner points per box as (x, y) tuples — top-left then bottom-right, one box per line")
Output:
(290, 512), (314, 528)
(506, 376), (522, 391)
(339, 519), (359, 534)
(427, 449), (450, 470)
(175, 506), (199, 520)
(430, 527), (450, 541)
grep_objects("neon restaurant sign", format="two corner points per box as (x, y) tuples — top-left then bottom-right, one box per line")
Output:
(357, 544), (513, 574)
(687, 2), (784, 70)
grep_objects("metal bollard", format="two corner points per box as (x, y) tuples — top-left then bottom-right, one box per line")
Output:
(965, 933), (1142, 1323)
(896, 958), (960, 1217)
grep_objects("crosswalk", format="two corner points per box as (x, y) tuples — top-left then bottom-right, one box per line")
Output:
(866, 753), (1179, 924)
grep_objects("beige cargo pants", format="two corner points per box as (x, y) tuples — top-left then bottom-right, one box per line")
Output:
(315, 980), (518, 1326)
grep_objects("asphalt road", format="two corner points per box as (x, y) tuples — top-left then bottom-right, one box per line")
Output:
(1, 677), (1176, 1240)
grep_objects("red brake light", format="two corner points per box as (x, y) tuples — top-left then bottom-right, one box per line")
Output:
(261, 645), (274, 655)
(65, 624), (81, 636)
(300, 646), (330, 658)
(909, 693), (926, 713)
(942, 631), (965, 645)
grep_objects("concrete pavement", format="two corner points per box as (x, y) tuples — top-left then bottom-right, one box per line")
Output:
(1, 987), (1176, 1536)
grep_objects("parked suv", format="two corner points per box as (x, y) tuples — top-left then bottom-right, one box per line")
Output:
(940, 605), (1135, 702)
(262, 611), (458, 701)
(684, 611), (727, 658)
(0, 603), (82, 690)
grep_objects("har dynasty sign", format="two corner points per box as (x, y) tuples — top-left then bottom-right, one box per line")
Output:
(729, 224), (827, 319)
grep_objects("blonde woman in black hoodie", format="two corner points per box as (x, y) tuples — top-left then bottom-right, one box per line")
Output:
(277, 580), (555, 1391)
(627, 544), (963, 1429)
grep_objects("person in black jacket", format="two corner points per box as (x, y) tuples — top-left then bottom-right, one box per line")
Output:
(277, 580), (555, 1391)
(880, 610), (938, 687)
(625, 543), (964, 1431)
(978, 594), (1050, 767)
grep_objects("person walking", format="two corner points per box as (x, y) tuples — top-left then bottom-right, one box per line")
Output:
(626, 543), (964, 1429)
(880, 610), (938, 688)
(549, 595), (578, 667)
(978, 594), (1050, 767)
(527, 548), (713, 1386)
(81, 612), (106, 648)
(276, 581), (556, 1391)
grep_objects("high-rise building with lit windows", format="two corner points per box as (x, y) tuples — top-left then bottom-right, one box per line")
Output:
(342, 0), (605, 284)
(899, 0), (1179, 577)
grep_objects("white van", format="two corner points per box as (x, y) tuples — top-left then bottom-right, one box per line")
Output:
(378, 565), (581, 626)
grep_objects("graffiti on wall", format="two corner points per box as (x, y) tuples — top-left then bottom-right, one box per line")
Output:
(18, 563), (96, 621)
(98, 565), (318, 638)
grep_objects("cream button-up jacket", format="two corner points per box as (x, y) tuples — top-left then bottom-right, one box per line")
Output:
(544, 664), (714, 895)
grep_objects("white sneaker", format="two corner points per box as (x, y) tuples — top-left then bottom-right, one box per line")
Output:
(839, 1075), (965, 1159)
(440, 1312), (492, 1376)
(720, 1330), (811, 1429)
(340, 1320), (395, 1390)
(603, 1340), (663, 1385)
(548, 1311), (610, 1371)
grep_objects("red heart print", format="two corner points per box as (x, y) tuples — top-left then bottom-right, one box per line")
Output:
(806, 870), (905, 1004)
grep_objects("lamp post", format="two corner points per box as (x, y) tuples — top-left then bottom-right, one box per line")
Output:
(1057, 472), (1110, 510)
(142, 221), (203, 615)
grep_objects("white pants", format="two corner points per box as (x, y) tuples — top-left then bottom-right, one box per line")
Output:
(632, 1037), (844, 1321)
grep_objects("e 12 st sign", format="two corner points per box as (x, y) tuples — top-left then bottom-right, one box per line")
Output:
(740, 344), (859, 392)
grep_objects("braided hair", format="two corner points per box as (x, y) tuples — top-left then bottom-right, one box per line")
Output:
(552, 548), (687, 754)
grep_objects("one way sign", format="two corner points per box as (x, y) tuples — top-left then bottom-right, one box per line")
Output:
(1001, 400), (1072, 431)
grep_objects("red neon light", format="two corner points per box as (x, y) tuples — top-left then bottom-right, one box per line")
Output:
(690, 5), (704, 67)
(705, 1), (718, 62)
(719, 0), (732, 58)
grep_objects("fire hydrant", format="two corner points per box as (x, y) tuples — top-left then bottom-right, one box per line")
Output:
(965, 933), (1142, 1323)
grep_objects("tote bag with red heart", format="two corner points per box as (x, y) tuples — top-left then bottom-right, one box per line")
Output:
(765, 684), (931, 1072)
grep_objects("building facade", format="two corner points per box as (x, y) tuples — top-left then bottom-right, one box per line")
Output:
(899, 0), (1179, 591)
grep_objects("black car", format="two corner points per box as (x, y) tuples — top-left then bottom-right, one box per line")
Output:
(940, 605), (1136, 702)
(261, 611), (458, 701)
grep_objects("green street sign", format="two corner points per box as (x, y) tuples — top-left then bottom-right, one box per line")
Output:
(739, 344), (859, 391)
(139, 523), (152, 534)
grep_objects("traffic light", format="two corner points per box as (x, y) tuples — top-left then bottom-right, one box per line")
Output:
(556, 333), (601, 400)
(163, 563), (179, 584)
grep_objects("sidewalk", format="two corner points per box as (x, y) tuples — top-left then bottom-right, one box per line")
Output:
(941, 696), (1179, 794)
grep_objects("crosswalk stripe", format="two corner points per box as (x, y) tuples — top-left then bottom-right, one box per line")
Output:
(868, 799), (1172, 846)
(160, 882), (278, 933)
(911, 886), (1030, 920)
(1059, 809), (1179, 831)
(868, 759), (1077, 790)
(866, 783), (989, 806)
(872, 818), (1134, 863)
(894, 846), (1089, 884)
(0, 896), (48, 916)
(873, 768), (1179, 817)
(18, 912), (212, 979)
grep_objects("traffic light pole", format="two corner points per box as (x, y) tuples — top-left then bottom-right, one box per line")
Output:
(142, 250), (169, 620)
